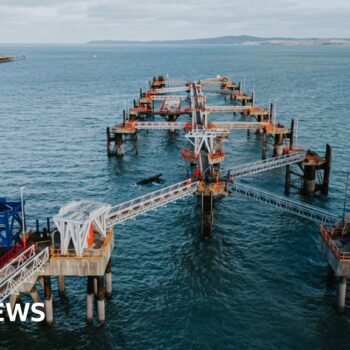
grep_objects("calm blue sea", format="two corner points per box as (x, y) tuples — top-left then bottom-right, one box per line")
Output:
(1, 44), (350, 349)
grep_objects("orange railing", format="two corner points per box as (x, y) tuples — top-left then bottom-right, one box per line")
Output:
(320, 225), (350, 262)
(209, 151), (225, 163)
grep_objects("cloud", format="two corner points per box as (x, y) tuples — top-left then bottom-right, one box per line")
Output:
(0, 0), (349, 43)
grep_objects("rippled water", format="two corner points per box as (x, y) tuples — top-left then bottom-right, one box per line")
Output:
(1, 45), (350, 349)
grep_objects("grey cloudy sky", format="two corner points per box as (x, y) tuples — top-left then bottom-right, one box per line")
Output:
(0, 0), (350, 43)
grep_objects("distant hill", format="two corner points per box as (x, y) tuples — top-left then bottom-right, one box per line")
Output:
(87, 35), (350, 46)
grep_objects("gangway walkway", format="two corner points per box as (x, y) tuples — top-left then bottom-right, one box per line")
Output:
(0, 245), (49, 302)
(231, 182), (339, 227)
(230, 152), (305, 178)
(107, 180), (199, 226)
(151, 86), (189, 94)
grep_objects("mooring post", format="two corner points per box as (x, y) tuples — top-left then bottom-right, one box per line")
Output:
(285, 165), (291, 196)
(30, 286), (41, 303)
(44, 276), (53, 325)
(289, 119), (295, 150)
(338, 276), (347, 312)
(201, 193), (213, 239)
(321, 144), (332, 195)
(105, 258), (112, 298)
(97, 276), (106, 324)
(86, 276), (94, 323)
(58, 275), (65, 296)
(261, 133), (267, 160)
(106, 127), (111, 156)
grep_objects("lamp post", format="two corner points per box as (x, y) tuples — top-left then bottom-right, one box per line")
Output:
(20, 187), (26, 249)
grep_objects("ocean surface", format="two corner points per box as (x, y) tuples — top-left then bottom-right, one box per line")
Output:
(0, 44), (350, 349)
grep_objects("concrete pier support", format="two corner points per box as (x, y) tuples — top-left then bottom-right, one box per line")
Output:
(201, 193), (213, 240)
(44, 276), (53, 325)
(273, 133), (284, 157)
(58, 275), (65, 296)
(97, 276), (106, 324)
(115, 134), (124, 157)
(30, 286), (41, 303)
(94, 277), (98, 297)
(303, 165), (316, 195)
(338, 276), (347, 312)
(105, 259), (112, 298)
(86, 276), (94, 323)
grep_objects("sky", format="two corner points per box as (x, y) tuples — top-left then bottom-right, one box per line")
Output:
(0, 0), (350, 43)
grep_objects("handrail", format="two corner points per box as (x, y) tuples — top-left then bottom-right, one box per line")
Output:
(0, 246), (21, 268)
(50, 227), (113, 259)
(232, 181), (339, 227)
(107, 180), (199, 226)
(0, 244), (36, 282)
(230, 152), (305, 178)
(320, 226), (350, 262)
(0, 247), (49, 302)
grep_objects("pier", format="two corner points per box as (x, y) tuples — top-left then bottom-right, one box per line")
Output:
(1, 73), (348, 325)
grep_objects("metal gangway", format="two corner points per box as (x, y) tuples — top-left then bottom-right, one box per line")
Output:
(107, 180), (199, 226)
(230, 152), (305, 178)
(151, 86), (189, 94)
(231, 181), (339, 227)
(0, 245), (49, 302)
(134, 121), (186, 130)
(202, 88), (231, 95)
(205, 105), (250, 113)
(207, 121), (268, 132)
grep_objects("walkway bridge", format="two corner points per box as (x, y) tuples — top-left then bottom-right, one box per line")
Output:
(231, 181), (339, 227)
(230, 152), (306, 178)
(107, 180), (199, 226)
(0, 245), (49, 302)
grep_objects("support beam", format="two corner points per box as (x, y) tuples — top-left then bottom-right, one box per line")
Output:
(97, 276), (105, 324)
(338, 276), (347, 313)
(201, 193), (213, 240)
(44, 276), (53, 325)
(58, 276), (65, 296)
(114, 134), (124, 157)
(285, 165), (291, 196)
(86, 276), (94, 323)
(262, 134), (267, 160)
(106, 127), (111, 156)
(105, 259), (112, 298)
(30, 286), (41, 303)
(303, 165), (316, 195)
(321, 144), (332, 195)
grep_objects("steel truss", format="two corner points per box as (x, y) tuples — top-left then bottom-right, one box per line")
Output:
(0, 246), (49, 302)
(231, 152), (305, 177)
(107, 180), (199, 226)
(231, 181), (339, 227)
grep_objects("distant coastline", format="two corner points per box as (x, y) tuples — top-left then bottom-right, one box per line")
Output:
(87, 35), (350, 46)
